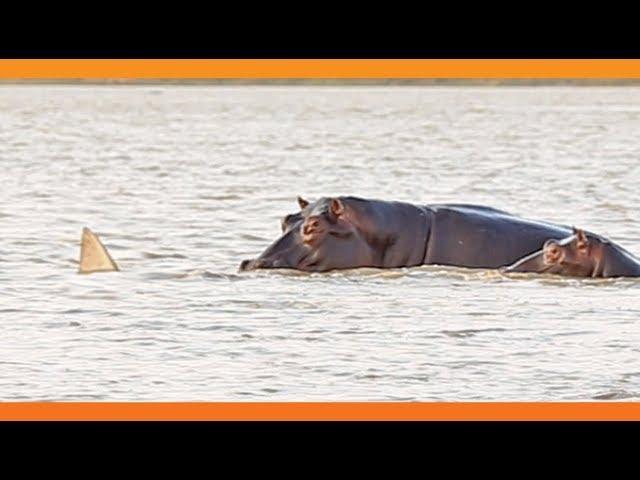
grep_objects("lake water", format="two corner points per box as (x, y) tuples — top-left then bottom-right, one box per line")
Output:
(1, 84), (640, 400)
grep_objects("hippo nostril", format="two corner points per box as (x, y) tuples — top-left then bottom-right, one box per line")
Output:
(239, 259), (253, 271)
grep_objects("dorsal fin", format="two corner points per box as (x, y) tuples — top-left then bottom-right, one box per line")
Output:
(79, 227), (119, 273)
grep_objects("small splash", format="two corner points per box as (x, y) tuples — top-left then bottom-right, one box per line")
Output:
(235, 264), (519, 281)
(410, 264), (507, 281)
(240, 268), (311, 278)
(345, 268), (410, 279)
(501, 271), (636, 286)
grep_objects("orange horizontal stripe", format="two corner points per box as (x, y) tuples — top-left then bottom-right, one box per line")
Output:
(0, 402), (639, 421)
(1, 59), (640, 79)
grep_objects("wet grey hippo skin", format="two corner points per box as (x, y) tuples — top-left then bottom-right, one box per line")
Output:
(502, 228), (640, 278)
(240, 196), (577, 273)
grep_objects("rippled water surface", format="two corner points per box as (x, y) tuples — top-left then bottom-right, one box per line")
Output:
(2, 85), (640, 400)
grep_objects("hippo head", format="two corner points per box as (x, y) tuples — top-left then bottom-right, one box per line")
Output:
(239, 196), (374, 272)
(501, 227), (595, 276)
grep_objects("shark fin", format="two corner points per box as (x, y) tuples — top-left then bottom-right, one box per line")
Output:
(78, 227), (120, 273)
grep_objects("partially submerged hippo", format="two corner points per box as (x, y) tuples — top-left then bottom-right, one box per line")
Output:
(239, 196), (575, 272)
(501, 227), (640, 278)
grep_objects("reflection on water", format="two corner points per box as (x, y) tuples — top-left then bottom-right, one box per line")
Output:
(1, 85), (640, 400)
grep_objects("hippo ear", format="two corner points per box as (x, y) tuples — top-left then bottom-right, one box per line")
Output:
(575, 228), (588, 250)
(297, 196), (309, 210)
(331, 198), (344, 216)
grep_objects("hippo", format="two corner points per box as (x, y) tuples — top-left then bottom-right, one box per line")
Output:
(501, 227), (640, 278)
(239, 196), (576, 272)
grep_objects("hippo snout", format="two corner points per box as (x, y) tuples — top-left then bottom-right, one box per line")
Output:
(239, 258), (273, 271)
(239, 259), (256, 271)
(239, 257), (290, 271)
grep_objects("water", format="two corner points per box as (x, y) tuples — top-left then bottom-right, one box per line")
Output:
(1, 84), (640, 400)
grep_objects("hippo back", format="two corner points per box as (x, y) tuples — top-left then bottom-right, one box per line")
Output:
(423, 204), (574, 268)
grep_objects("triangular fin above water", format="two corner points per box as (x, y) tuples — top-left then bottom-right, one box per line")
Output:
(79, 227), (119, 273)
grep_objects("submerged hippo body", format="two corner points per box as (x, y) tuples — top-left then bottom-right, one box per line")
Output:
(240, 196), (575, 272)
(502, 228), (640, 278)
